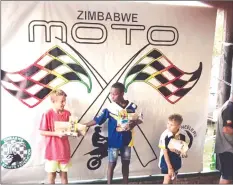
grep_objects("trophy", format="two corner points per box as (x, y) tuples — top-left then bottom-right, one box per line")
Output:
(54, 116), (87, 137)
(168, 138), (189, 157)
(116, 109), (143, 132)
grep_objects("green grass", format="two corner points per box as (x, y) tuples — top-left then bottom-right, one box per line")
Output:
(203, 123), (216, 172)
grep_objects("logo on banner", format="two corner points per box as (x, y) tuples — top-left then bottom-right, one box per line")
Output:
(1, 136), (32, 169)
(181, 125), (197, 148)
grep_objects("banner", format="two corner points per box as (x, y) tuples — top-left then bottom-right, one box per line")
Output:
(1, 1), (216, 183)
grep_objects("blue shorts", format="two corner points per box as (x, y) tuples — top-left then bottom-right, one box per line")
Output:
(108, 146), (131, 163)
(161, 169), (179, 175)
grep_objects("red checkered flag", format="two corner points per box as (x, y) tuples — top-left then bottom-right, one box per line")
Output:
(124, 47), (202, 104)
(1, 45), (92, 108)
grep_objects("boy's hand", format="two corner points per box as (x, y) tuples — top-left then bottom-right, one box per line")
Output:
(56, 131), (67, 138)
(180, 153), (188, 158)
(77, 131), (82, 137)
(124, 123), (131, 131)
(125, 120), (139, 131)
(124, 121), (135, 131)
(170, 149), (181, 155)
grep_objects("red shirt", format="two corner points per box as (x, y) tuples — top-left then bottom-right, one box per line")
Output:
(39, 109), (71, 163)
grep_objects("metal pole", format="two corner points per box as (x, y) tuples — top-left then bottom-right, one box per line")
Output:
(217, 4), (233, 106)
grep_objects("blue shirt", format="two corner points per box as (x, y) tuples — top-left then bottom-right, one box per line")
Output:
(94, 101), (137, 148)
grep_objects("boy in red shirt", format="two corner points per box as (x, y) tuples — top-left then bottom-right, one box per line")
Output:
(39, 89), (71, 184)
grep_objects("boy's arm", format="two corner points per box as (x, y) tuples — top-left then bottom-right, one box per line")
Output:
(127, 119), (143, 130)
(126, 106), (143, 130)
(163, 149), (173, 170)
(132, 119), (143, 126)
(82, 109), (109, 127)
(40, 130), (64, 137)
(163, 149), (175, 178)
(159, 133), (175, 177)
(39, 113), (65, 137)
(83, 120), (97, 127)
(222, 104), (233, 135)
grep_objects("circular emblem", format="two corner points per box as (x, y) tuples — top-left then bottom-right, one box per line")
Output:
(1, 136), (31, 169)
(181, 125), (197, 149)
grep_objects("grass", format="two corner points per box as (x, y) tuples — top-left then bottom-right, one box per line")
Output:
(203, 122), (216, 172)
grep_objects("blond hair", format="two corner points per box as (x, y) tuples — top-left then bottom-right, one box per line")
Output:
(168, 113), (183, 125)
(50, 89), (67, 102)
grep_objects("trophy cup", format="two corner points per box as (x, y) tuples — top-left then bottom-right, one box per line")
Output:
(116, 109), (143, 132)
(168, 138), (189, 157)
(54, 116), (87, 137)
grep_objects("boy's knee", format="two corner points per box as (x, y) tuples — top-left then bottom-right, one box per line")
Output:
(108, 162), (117, 169)
(49, 172), (56, 178)
(48, 172), (56, 183)
(121, 160), (130, 167)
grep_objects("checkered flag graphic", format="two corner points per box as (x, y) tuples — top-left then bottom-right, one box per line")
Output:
(1, 46), (92, 108)
(124, 48), (202, 104)
(1, 143), (10, 159)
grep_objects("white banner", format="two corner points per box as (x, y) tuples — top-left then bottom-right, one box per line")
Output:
(1, 1), (216, 183)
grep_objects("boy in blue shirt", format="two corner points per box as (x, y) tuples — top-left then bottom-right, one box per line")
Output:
(83, 82), (142, 184)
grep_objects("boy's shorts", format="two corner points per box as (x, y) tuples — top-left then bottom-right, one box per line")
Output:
(45, 160), (71, 173)
(108, 146), (131, 163)
(161, 169), (179, 175)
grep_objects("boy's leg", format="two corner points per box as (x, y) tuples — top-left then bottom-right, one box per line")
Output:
(45, 160), (58, 184)
(171, 171), (178, 184)
(60, 172), (68, 184)
(161, 169), (172, 184)
(107, 148), (118, 184)
(59, 161), (71, 184)
(108, 162), (117, 184)
(122, 160), (130, 184)
(163, 174), (172, 184)
(48, 172), (56, 184)
(120, 146), (131, 184)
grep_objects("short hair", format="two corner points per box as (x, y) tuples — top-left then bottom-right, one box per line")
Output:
(50, 89), (67, 102)
(111, 82), (125, 93)
(168, 114), (183, 124)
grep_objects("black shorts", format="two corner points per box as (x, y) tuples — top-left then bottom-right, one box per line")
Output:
(218, 152), (233, 181)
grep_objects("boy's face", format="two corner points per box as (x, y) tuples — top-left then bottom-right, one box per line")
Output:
(110, 87), (124, 103)
(53, 95), (66, 111)
(167, 119), (181, 134)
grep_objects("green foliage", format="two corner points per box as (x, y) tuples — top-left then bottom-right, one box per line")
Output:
(213, 10), (224, 57)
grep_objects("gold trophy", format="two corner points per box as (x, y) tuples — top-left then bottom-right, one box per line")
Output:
(116, 110), (143, 132)
(54, 116), (87, 137)
(168, 138), (189, 157)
